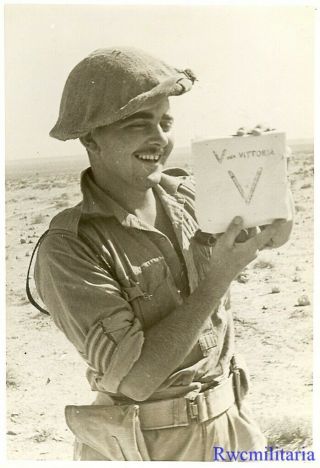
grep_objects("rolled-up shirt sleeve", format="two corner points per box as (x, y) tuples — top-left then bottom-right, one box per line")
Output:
(34, 231), (144, 393)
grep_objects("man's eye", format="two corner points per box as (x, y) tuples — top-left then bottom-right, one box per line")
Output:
(161, 120), (173, 132)
(127, 122), (146, 129)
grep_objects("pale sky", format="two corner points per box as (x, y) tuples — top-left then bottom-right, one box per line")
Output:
(5, 4), (314, 161)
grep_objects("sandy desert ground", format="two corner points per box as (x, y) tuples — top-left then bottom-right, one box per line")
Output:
(6, 149), (313, 460)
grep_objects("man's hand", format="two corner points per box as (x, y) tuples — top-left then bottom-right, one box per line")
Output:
(235, 218), (293, 250)
(260, 219), (293, 249)
(208, 216), (278, 284)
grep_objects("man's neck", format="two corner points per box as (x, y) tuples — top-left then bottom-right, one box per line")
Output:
(92, 169), (158, 226)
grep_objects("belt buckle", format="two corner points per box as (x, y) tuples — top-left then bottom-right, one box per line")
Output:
(187, 399), (200, 423)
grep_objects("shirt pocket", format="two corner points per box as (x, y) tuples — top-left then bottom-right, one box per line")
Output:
(122, 257), (183, 330)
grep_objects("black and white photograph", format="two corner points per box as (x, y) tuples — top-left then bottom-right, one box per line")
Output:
(4, 2), (316, 462)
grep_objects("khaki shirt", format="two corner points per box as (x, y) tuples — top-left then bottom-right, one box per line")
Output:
(35, 168), (234, 401)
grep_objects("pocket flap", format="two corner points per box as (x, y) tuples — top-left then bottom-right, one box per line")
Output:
(65, 404), (150, 461)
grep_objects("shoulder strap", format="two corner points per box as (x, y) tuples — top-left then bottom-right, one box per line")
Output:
(77, 230), (106, 268)
(26, 230), (50, 315)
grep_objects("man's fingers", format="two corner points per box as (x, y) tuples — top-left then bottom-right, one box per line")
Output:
(223, 217), (284, 251)
(223, 217), (244, 247)
(233, 124), (276, 137)
(234, 127), (247, 136)
(272, 218), (288, 226)
(247, 227), (259, 238)
(248, 224), (276, 251)
(235, 229), (249, 243)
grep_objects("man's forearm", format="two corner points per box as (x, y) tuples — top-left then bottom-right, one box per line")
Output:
(119, 269), (231, 401)
(119, 217), (277, 400)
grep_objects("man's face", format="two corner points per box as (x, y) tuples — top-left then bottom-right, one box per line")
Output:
(90, 97), (174, 191)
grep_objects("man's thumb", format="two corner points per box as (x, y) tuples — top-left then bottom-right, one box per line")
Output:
(224, 217), (244, 247)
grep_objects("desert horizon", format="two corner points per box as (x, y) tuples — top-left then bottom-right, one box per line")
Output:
(5, 138), (314, 179)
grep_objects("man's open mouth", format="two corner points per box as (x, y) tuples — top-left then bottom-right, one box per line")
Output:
(134, 152), (162, 162)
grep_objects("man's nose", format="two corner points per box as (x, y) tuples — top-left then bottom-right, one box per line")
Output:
(148, 124), (169, 147)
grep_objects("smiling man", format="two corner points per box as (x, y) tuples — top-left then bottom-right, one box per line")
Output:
(79, 97), (175, 220)
(34, 47), (292, 461)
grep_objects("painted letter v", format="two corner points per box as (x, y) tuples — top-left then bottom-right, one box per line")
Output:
(212, 149), (227, 163)
(228, 167), (263, 204)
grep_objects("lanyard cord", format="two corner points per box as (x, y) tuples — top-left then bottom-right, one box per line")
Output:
(25, 229), (50, 315)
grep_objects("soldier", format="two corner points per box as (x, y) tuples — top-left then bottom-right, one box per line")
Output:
(33, 47), (293, 460)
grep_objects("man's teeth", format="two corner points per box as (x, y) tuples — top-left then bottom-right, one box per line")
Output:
(135, 153), (161, 161)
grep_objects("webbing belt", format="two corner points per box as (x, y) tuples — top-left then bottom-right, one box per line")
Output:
(138, 374), (235, 430)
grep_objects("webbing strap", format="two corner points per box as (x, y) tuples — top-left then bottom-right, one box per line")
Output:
(25, 229), (50, 315)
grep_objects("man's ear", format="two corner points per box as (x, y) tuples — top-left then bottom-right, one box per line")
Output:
(79, 133), (99, 153)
